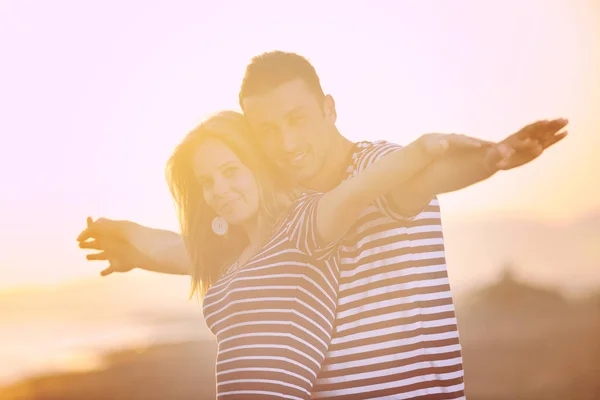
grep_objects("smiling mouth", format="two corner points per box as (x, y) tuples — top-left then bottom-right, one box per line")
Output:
(287, 151), (308, 166)
(218, 198), (241, 213)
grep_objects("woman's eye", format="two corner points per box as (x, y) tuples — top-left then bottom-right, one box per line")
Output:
(199, 179), (212, 189)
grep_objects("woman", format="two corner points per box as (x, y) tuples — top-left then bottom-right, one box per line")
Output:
(165, 110), (468, 399)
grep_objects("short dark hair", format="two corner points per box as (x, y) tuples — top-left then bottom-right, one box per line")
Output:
(238, 51), (325, 109)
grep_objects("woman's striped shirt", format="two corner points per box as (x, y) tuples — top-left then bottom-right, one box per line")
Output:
(202, 191), (339, 399)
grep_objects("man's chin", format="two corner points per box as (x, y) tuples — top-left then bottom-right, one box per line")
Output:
(291, 166), (321, 187)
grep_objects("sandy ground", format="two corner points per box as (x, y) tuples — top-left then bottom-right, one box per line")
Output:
(2, 282), (599, 400)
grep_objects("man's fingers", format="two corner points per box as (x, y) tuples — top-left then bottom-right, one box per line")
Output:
(546, 118), (569, 132)
(517, 118), (568, 140)
(517, 120), (549, 139)
(100, 267), (114, 277)
(542, 131), (568, 149)
(531, 118), (568, 139)
(86, 251), (110, 261)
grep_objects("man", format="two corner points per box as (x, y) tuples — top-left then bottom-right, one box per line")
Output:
(78, 51), (567, 399)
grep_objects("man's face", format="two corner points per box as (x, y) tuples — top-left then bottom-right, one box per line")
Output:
(241, 78), (337, 185)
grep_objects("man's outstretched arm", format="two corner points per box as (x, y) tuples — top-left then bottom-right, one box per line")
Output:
(77, 218), (191, 276)
(388, 118), (568, 217)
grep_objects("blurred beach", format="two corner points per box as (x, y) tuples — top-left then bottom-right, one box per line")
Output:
(1, 271), (599, 399)
(2, 0), (599, 398)
(2, 214), (600, 399)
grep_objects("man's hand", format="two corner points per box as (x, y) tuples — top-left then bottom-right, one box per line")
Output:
(420, 118), (568, 172)
(387, 118), (568, 217)
(491, 118), (568, 171)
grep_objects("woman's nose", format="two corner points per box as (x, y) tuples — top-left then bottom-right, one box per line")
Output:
(212, 175), (230, 197)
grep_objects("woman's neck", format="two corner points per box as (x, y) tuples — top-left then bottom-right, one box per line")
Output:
(241, 214), (271, 250)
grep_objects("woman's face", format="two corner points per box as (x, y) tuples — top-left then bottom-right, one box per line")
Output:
(192, 137), (261, 226)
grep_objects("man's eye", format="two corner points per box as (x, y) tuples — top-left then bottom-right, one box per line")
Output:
(223, 167), (237, 178)
(260, 127), (277, 138)
(289, 116), (303, 126)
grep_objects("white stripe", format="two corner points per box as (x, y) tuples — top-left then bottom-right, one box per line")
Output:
(218, 343), (321, 368)
(323, 343), (462, 372)
(316, 356), (463, 385)
(331, 317), (458, 346)
(205, 299), (332, 332)
(339, 263), (448, 292)
(340, 251), (446, 280)
(210, 309), (331, 338)
(340, 222), (442, 250)
(340, 237), (444, 266)
(206, 264), (336, 308)
(371, 389), (465, 400)
(327, 331), (459, 359)
(339, 277), (450, 306)
(203, 278), (328, 319)
(207, 256), (314, 295)
(340, 235), (438, 263)
(337, 291), (453, 320)
(217, 378), (310, 396)
(412, 209), (441, 219)
(218, 390), (303, 400)
(216, 355), (317, 377)
(204, 285), (335, 321)
(313, 381), (465, 399)
(217, 367), (312, 386)
(219, 330), (327, 357)
(337, 304), (456, 333)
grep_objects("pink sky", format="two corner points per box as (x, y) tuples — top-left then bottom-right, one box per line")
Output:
(1, 0), (599, 288)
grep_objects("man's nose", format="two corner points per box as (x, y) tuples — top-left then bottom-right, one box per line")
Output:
(280, 128), (299, 153)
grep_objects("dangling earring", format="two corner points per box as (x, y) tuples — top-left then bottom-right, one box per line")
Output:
(211, 216), (229, 236)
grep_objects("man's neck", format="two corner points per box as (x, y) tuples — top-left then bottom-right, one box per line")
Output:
(302, 132), (355, 192)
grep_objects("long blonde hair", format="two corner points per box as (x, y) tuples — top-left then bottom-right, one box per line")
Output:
(166, 111), (296, 299)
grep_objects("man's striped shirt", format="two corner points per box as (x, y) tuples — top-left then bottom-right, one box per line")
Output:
(312, 140), (465, 399)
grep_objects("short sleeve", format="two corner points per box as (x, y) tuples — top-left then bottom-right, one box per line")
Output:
(284, 191), (339, 261)
(352, 140), (435, 221)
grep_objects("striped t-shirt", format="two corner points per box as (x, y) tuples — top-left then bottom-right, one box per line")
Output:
(202, 191), (340, 399)
(312, 141), (465, 399)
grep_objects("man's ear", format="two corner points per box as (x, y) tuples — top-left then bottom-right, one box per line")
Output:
(323, 94), (337, 124)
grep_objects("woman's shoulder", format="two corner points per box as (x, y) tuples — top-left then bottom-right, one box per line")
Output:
(278, 190), (324, 229)
(296, 189), (322, 200)
(290, 190), (325, 210)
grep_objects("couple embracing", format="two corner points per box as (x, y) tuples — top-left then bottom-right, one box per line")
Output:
(77, 50), (567, 399)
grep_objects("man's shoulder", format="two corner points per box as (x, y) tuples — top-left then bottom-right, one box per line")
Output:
(351, 140), (404, 170)
(354, 139), (401, 149)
